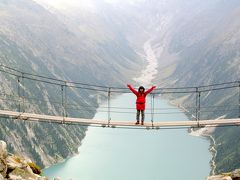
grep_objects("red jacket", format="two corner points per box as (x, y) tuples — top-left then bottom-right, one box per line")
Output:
(127, 84), (156, 110)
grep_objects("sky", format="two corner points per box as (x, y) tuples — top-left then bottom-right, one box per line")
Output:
(33, 0), (97, 11)
(33, 0), (145, 11)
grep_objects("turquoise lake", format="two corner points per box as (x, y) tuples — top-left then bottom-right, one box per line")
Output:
(44, 93), (211, 180)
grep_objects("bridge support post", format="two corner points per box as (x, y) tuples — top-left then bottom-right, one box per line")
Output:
(107, 88), (111, 127)
(195, 87), (198, 121)
(64, 82), (67, 118)
(21, 73), (25, 113)
(238, 82), (240, 118)
(198, 91), (201, 123)
(151, 93), (155, 129)
(17, 76), (21, 112)
(195, 88), (201, 126)
(61, 82), (67, 123)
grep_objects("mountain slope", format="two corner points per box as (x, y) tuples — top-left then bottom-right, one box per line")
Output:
(144, 0), (240, 173)
(0, 0), (239, 173)
(0, 0), (142, 167)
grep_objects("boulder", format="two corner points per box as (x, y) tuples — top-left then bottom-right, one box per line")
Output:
(0, 174), (4, 180)
(0, 160), (5, 172)
(206, 175), (232, 180)
(0, 141), (7, 158)
(9, 167), (41, 180)
(6, 155), (27, 170)
(232, 169), (240, 179)
(0, 141), (49, 180)
(0, 159), (7, 178)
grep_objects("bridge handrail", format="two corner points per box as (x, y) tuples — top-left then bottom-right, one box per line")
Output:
(0, 64), (239, 93)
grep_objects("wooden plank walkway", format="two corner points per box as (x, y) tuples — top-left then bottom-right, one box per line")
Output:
(0, 110), (240, 128)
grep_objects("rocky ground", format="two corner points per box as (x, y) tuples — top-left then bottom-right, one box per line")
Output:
(207, 169), (240, 180)
(0, 140), (48, 180)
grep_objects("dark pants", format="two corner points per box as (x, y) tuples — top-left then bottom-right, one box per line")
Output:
(136, 110), (145, 122)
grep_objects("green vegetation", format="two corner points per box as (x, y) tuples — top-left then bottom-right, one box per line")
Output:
(28, 162), (42, 175)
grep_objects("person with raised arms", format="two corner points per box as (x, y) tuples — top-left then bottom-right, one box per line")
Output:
(127, 84), (156, 125)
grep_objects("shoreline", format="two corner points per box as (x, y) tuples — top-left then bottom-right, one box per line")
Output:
(189, 126), (217, 175)
(209, 134), (217, 175)
(43, 140), (84, 170)
(190, 127), (217, 175)
(169, 100), (217, 175)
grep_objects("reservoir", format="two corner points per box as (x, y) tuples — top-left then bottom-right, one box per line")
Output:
(43, 93), (212, 180)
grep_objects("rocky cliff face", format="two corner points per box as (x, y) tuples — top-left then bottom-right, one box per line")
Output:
(0, 140), (48, 180)
(206, 169), (240, 180)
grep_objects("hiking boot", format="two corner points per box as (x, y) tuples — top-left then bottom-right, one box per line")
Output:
(141, 121), (144, 125)
(135, 121), (140, 125)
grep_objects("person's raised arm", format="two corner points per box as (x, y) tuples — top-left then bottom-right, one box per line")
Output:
(127, 84), (138, 95)
(145, 86), (156, 95)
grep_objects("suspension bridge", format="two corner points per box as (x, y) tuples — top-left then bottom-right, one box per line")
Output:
(0, 64), (239, 130)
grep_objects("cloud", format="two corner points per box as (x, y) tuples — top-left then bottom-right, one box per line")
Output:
(34, 0), (97, 11)
(34, 0), (145, 11)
